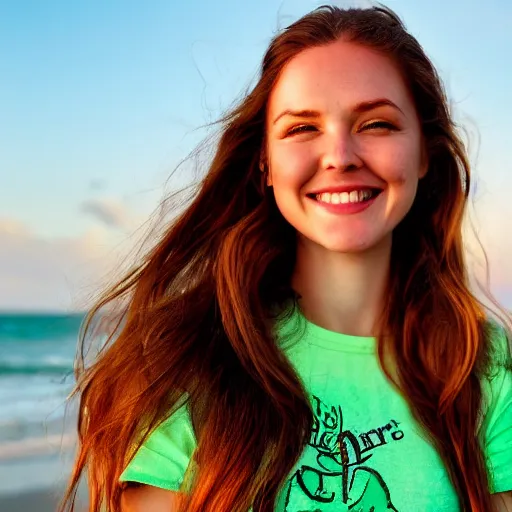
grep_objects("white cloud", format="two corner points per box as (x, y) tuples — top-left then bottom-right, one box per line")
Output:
(0, 218), (31, 236)
(80, 197), (135, 231)
(0, 219), (137, 312)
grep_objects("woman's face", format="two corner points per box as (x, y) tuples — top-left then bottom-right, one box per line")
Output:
(265, 39), (427, 254)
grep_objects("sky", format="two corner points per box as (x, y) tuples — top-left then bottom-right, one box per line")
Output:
(1, 0), (511, 311)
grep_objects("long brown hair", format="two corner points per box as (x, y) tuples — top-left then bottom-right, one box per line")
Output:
(61, 5), (510, 511)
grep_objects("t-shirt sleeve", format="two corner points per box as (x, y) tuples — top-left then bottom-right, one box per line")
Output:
(480, 324), (512, 494)
(119, 401), (197, 492)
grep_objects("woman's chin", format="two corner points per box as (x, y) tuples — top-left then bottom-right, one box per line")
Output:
(314, 238), (375, 254)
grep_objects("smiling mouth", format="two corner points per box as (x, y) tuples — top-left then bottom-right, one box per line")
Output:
(306, 188), (382, 205)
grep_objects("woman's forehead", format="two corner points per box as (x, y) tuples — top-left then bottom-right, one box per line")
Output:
(267, 40), (413, 118)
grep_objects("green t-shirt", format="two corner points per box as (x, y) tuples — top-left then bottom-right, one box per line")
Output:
(120, 309), (512, 510)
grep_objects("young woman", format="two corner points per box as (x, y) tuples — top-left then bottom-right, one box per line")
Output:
(60, 5), (512, 512)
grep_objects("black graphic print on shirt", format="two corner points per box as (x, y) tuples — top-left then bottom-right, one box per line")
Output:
(283, 395), (404, 511)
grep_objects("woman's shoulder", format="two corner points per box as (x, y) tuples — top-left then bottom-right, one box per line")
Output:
(119, 394), (197, 493)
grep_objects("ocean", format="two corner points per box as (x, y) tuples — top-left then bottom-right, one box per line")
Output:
(0, 312), (84, 496)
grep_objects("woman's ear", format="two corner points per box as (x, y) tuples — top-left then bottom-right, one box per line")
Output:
(259, 160), (273, 187)
(259, 148), (272, 186)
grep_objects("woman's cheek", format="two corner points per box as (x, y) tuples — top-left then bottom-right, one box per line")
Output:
(369, 148), (414, 185)
(271, 144), (317, 186)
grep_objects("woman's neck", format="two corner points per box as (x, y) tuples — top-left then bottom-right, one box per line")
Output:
(291, 234), (391, 337)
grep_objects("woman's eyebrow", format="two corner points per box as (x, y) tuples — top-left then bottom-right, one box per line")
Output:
(272, 109), (320, 125)
(352, 98), (404, 115)
(272, 98), (404, 125)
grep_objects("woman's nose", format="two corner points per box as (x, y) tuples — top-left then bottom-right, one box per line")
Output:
(320, 132), (363, 173)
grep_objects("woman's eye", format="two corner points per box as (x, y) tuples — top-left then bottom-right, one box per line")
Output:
(361, 121), (397, 131)
(286, 125), (316, 136)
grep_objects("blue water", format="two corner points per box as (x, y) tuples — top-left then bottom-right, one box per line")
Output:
(0, 313), (84, 443)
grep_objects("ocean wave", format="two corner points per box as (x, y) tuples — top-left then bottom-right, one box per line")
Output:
(0, 360), (74, 376)
(0, 432), (76, 460)
(0, 312), (84, 343)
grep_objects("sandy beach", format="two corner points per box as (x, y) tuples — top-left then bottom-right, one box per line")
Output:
(0, 432), (86, 512)
(0, 488), (60, 512)
(0, 486), (86, 512)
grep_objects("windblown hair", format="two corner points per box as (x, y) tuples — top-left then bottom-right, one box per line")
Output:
(61, 5), (510, 511)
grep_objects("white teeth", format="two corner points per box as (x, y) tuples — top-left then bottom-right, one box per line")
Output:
(315, 189), (375, 204)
